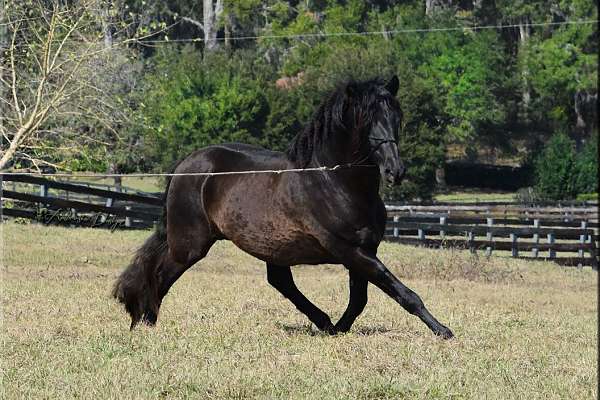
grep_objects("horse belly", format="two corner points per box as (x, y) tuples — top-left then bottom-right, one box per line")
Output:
(216, 206), (333, 265)
(225, 224), (333, 265)
(208, 175), (335, 265)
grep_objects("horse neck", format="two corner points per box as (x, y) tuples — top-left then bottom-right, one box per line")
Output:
(309, 137), (381, 195)
(309, 124), (366, 168)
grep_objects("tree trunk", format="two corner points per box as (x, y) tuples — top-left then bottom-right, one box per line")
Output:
(573, 90), (598, 149)
(518, 18), (531, 115)
(426, 0), (452, 16)
(0, 3), (8, 167)
(203, 0), (223, 51)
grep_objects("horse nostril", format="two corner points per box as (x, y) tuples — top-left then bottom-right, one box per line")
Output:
(384, 168), (392, 174)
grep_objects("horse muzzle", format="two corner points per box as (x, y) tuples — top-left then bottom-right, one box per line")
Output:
(383, 165), (405, 186)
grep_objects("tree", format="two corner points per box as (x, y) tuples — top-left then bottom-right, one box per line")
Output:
(534, 131), (598, 200)
(525, 20), (598, 144)
(140, 48), (269, 168)
(0, 0), (163, 171)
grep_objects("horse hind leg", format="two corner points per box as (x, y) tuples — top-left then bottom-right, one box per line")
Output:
(266, 264), (336, 334)
(334, 269), (368, 333)
(146, 237), (215, 324)
(113, 227), (214, 329)
(112, 229), (169, 329)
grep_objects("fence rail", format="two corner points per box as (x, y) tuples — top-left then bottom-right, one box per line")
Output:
(384, 205), (598, 268)
(1, 174), (161, 229)
(1, 174), (598, 268)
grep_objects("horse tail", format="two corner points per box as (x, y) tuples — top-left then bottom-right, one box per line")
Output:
(112, 175), (174, 329)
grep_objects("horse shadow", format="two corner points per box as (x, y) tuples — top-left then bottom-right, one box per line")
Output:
(276, 322), (392, 336)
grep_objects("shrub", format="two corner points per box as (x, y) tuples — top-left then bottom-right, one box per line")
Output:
(141, 48), (269, 169)
(573, 134), (598, 195)
(534, 132), (598, 200)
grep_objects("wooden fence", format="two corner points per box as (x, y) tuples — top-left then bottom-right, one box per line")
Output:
(1, 173), (598, 268)
(1, 174), (161, 229)
(384, 203), (598, 268)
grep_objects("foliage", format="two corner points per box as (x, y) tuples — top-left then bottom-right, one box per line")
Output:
(4, 0), (598, 201)
(140, 48), (269, 169)
(573, 134), (599, 195)
(383, 66), (445, 201)
(533, 132), (598, 200)
(576, 192), (598, 201)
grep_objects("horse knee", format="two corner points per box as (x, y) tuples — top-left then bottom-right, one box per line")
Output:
(402, 291), (425, 314)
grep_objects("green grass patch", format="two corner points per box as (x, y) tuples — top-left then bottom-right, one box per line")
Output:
(434, 190), (516, 203)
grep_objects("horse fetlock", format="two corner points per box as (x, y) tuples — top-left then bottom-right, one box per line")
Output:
(314, 314), (336, 333)
(435, 325), (454, 340)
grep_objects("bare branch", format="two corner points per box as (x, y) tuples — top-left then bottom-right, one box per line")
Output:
(181, 16), (204, 30)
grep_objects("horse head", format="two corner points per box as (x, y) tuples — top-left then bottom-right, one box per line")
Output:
(345, 76), (405, 185)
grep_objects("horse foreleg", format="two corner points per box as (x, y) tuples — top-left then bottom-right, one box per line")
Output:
(266, 264), (336, 334)
(334, 270), (368, 333)
(344, 248), (453, 339)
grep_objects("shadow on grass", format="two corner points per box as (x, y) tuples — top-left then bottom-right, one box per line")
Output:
(276, 322), (392, 336)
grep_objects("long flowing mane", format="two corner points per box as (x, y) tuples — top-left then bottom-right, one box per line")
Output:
(286, 77), (391, 167)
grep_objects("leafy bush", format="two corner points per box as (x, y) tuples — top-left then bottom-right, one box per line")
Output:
(534, 132), (598, 200)
(141, 48), (269, 169)
(573, 134), (598, 195)
(576, 192), (598, 202)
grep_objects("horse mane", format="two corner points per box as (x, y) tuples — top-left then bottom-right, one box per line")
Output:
(286, 77), (390, 167)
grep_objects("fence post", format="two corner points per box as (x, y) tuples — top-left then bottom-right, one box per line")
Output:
(393, 215), (399, 238)
(101, 198), (114, 224)
(418, 228), (425, 244)
(578, 221), (587, 269)
(125, 206), (131, 228)
(590, 234), (598, 271)
(510, 233), (518, 257)
(439, 216), (446, 248)
(70, 208), (77, 228)
(532, 219), (540, 258)
(547, 233), (556, 259)
(486, 218), (493, 257)
(40, 183), (48, 198)
(468, 231), (475, 254)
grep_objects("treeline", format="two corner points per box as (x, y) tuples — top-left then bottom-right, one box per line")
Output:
(2, 0), (597, 200)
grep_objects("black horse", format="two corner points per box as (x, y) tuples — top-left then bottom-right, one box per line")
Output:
(113, 76), (453, 339)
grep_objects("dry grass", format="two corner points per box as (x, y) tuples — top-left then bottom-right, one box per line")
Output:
(1, 222), (597, 399)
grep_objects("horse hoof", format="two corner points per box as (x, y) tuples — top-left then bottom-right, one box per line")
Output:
(323, 324), (338, 336)
(129, 318), (140, 331)
(436, 327), (454, 340)
(142, 311), (158, 326)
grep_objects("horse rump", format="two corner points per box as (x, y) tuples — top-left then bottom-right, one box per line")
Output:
(111, 229), (168, 329)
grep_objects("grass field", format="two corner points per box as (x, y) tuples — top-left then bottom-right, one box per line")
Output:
(433, 190), (516, 203)
(1, 222), (597, 399)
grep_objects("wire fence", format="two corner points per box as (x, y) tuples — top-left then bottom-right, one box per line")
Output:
(0, 164), (375, 178)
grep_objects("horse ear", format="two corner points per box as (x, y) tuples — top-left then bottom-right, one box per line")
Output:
(386, 75), (399, 96)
